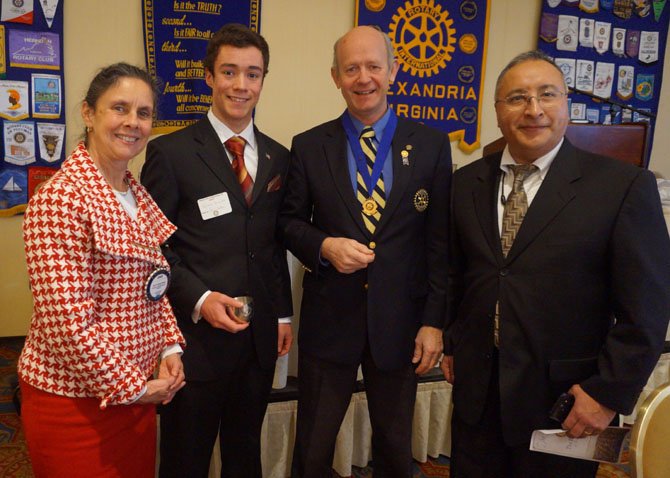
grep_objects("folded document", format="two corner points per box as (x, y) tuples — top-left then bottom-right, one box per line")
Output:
(529, 427), (630, 463)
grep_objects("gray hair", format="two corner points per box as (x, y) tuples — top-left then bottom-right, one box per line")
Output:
(332, 26), (395, 71)
(495, 50), (567, 98)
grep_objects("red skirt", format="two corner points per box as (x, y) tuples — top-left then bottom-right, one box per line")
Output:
(19, 379), (156, 478)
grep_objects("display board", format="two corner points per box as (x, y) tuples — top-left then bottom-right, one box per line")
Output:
(0, 0), (65, 217)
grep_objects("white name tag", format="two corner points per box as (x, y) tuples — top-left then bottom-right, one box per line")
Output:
(198, 192), (232, 220)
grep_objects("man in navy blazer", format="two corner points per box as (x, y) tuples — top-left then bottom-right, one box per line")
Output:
(442, 50), (670, 477)
(279, 26), (452, 477)
(141, 24), (293, 477)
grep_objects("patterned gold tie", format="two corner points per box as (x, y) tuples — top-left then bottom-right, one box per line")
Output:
(500, 164), (537, 257)
(356, 127), (386, 233)
(224, 136), (253, 205)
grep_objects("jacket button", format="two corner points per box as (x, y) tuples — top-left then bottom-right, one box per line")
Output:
(499, 269), (509, 277)
(249, 252), (255, 259)
(485, 353), (492, 359)
(369, 241), (376, 250)
(364, 283), (369, 290)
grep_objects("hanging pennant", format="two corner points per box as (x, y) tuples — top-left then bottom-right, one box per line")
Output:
(0, 80), (29, 120)
(541, 13), (560, 42)
(639, 30), (659, 63)
(635, 73), (655, 100)
(575, 59), (595, 92)
(580, 0), (600, 11)
(613, 0), (634, 18)
(594, 21), (612, 54)
(556, 58), (577, 87)
(653, 0), (667, 20)
(612, 28), (626, 55)
(38, 0), (60, 28)
(579, 18), (595, 47)
(557, 15), (579, 50)
(4, 121), (35, 165)
(634, 0), (652, 16)
(1, 0), (34, 24)
(626, 30), (641, 57)
(593, 62), (615, 98)
(36, 122), (64, 162)
(616, 65), (635, 100)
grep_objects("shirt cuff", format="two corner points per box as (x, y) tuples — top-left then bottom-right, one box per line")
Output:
(125, 385), (147, 404)
(192, 290), (212, 323)
(161, 344), (183, 359)
(278, 317), (292, 324)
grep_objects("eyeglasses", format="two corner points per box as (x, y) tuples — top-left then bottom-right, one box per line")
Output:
(495, 89), (567, 109)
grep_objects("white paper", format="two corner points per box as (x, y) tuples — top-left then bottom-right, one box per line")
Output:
(197, 192), (232, 220)
(530, 427), (630, 464)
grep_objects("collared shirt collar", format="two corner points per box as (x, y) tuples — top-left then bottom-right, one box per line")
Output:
(207, 109), (257, 152)
(347, 107), (392, 141)
(500, 137), (564, 179)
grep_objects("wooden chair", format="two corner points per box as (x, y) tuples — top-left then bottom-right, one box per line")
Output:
(630, 381), (670, 478)
(482, 122), (649, 168)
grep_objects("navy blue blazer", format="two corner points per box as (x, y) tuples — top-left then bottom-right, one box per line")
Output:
(279, 116), (452, 371)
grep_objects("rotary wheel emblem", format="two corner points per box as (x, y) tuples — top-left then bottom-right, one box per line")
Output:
(389, 0), (457, 78)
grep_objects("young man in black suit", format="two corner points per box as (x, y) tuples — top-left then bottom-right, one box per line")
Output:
(442, 50), (670, 477)
(141, 24), (293, 478)
(279, 25), (452, 477)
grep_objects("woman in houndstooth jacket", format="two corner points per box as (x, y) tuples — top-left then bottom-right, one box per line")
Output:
(17, 63), (186, 478)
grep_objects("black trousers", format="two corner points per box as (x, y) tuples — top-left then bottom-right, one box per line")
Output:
(158, 330), (274, 478)
(450, 353), (599, 478)
(291, 348), (418, 478)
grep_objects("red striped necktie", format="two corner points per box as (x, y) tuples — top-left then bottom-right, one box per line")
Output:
(224, 136), (253, 205)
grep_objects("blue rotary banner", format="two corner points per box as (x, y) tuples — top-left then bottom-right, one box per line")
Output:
(143, 0), (261, 134)
(356, 0), (490, 153)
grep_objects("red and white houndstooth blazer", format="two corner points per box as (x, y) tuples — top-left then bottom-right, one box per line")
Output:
(18, 142), (185, 409)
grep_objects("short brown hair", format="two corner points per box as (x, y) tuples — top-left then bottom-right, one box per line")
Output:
(204, 23), (270, 76)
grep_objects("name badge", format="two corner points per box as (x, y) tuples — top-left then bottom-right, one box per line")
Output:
(146, 268), (170, 301)
(197, 192), (232, 221)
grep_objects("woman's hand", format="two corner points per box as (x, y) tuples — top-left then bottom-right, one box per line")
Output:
(137, 354), (186, 405)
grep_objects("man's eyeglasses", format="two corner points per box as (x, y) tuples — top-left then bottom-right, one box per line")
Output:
(495, 89), (567, 109)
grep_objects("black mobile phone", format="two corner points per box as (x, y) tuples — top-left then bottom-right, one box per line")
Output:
(549, 392), (575, 423)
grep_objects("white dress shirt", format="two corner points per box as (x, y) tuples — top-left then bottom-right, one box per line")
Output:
(192, 110), (291, 324)
(497, 139), (563, 234)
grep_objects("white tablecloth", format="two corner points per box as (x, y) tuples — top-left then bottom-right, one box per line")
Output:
(157, 355), (669, 477)
(206, 380), (453, 478)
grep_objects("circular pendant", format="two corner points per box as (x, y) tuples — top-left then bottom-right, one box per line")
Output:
(145, 268), (171, 301)
(362, 198), (378, 216)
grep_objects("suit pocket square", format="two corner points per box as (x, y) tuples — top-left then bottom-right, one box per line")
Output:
(267, 174), (282, 192)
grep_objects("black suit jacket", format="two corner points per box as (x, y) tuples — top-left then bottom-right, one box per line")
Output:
(141, 118), (293, 379)
(279, 115), (452, 371)
(446, 139), (670, 445)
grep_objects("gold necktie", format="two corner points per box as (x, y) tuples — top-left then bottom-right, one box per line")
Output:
(500, 164), (537, 257)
